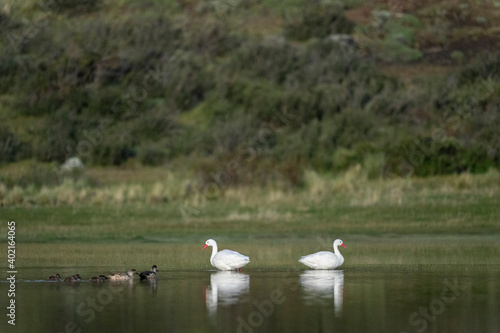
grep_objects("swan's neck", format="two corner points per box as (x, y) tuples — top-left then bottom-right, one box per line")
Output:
(333, 244), (343, 258)
(210, 243), (218, 264)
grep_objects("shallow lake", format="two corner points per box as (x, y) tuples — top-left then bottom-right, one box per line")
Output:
(1, 266), (499, 333)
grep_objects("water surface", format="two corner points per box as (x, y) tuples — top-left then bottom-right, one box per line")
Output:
(1, 266), (499, 333)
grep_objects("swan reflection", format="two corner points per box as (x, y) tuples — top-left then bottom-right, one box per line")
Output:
(300, 270), (344, 316)
(206, 271), (250, 320)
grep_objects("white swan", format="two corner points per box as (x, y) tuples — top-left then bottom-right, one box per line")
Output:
(299, 239), (346, 270)
(203, 239), (250, 271)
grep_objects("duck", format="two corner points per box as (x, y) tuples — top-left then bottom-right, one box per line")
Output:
(47, 273), (62, 281)
(105, 269), (137, 280)
(90, 275), (107, 282)
(64, 274), (81, 282)
(139, 265), (158, 280)
(203, 239), (250, 271)
(299, 239), (346, 270)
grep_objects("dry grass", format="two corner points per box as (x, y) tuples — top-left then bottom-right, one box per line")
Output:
(2, 167), (500, 252)
(4, 167), (499, 271)
(1, 166), (499, 208)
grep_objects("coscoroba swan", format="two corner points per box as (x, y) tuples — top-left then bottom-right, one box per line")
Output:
(203, 239), (250, 271)
(299, 239), (346, 270)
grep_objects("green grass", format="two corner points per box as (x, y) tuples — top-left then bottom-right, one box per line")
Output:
(2, 167), (500, 236)
(13, 235), (500, 271)
(2, 169), (500, 271)
(3, 187), (499, 242)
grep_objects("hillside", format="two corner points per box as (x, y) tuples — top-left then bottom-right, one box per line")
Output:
(1, 0), (500, 188)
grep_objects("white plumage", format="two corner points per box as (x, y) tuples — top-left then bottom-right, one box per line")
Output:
(299, 239), (346, 270)
(203, 239), (250, 271)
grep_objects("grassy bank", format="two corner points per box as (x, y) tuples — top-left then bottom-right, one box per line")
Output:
(2, 168), (500, 237)
(2, 164), (500, 208)
(2, 169), (500, 270)
(14, 235), (500, 271)
(2, 0), (500, 272)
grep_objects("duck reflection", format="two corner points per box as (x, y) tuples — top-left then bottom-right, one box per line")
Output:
(300, 270), (344, 316)
(205, 271), (250, 320)
(139, 276), (158, 294)
(105, 278), (135, 291)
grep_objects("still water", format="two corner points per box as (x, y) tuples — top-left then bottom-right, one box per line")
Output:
(1, 267), (499, 333)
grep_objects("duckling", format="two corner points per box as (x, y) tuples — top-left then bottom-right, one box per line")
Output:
(64, 274), (81, 282)
(90, 275), (107, 282)
(105, 269), (137, 280)
(47, 273), (62, 281)
(139, 265), (158, 280)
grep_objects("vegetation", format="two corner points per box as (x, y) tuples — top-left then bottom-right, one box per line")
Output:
(1, 0), (500, 270)
(1, 0), (500, 189)
(14, 234), (500, 270)
(2, 153), (499, 270)
(3, 168), (500, 269)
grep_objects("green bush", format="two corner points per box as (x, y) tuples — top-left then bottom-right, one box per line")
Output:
(283, 2), (354, 41)
(0, 160), (61, 188)
(0, 125), (31, 164)
(227, 37), (299, 83)
(370, 39), (423, 63)
(136, 142), (171, 166)
(52, 0), (102, 14)
(1, 0), (500, 186)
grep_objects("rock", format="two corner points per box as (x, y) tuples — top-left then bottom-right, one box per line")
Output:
(61, 157), (85, 172)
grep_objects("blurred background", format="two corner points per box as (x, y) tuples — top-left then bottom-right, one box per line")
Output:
(2, 4), (500, 331)
(0, 0), (499, 206)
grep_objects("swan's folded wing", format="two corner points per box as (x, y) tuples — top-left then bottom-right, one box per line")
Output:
(219, 249), (250, 262)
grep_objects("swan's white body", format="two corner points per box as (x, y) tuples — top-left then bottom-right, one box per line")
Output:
(299, 239), (346, 270)
(203, 239), (250, 271)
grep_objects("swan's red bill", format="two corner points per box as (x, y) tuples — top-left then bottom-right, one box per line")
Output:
(341, 244), (346, 248)
(202, 244), (208, 249)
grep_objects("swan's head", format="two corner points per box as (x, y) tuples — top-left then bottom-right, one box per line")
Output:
(128, 269), (137, 276)
(334, 239), (346, 248)
(152, 265), (158, 272)
(203, 238), (216, 249)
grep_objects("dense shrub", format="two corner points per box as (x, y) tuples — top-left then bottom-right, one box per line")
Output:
(51, 0), (102, 14)
(136, 141), (171, 166)
(0, 160), (61, 188)
(1, 1), (500, 186)
(283, 2), (355, 41)
(0, 125), (31, 164)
